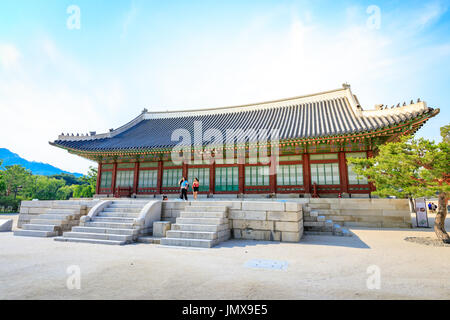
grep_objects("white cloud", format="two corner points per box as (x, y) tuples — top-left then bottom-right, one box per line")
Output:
(0, 38), (126, 174)
(0, 44), (21, 69)
(121, 2), (138, 39)
(416, 1), (448, 28)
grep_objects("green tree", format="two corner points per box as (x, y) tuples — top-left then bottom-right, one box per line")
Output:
(29, 176), (66, 200)
(441, 124), (450, 144)
(72, 184), (95, 198)
(79, 166), (97, 187)
(50, 173), (83, 186)
(2, 165), (32, 200)
(348, 129), (450, 243)
(0, 160), (6, 195)
(71, 166), (97, 198)
(56, 185), (74, 200)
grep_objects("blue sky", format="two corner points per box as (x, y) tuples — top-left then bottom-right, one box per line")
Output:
(0, 0), (449, 174)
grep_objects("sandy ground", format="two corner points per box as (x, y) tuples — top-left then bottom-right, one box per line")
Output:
(0, 213), (449, 300)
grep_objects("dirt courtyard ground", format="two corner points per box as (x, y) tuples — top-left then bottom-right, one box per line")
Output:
(0, 213), (449, 300)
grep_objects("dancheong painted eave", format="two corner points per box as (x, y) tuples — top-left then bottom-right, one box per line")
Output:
(50, 84), (439, 154)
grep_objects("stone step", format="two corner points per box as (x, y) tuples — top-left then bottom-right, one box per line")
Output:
(37, 214), (72, 221)
(29, 219), (67, 226)
(188, 202), (230, 207)
(137, 236), (161, 244)
(92, 217), (136, 223)
(219, 230), (231, 242)
(14, 229), (58, 237)
(311, 209), (340, 216)
(49, 205), (86, 210)
(305, 225), (333, 232)
(172, 223), (229, 232)
(184, 206), (227, 212)
(309, 211), (319, 218)
(54, 237), (126, 245)
(97, 211), (140, 218)
(180, 211), (227, 218)
(112, 200), (149, 203)
(23, 224), (59, 232)
(109, 203), (146, 208)
(304, 221), (325, 227)
(62, 231), (133, 242)
(166, 230), (218, 240)
(176, 217), (228, 225)
(46, 208), (79, 214)
(84, 221), (136, 229)
(160, 237), (217, 248)
(304, 231), (334, 236)
(308, 203), (331, 209)
(72, 226), (138, 236)
(103, 207), (142, 213)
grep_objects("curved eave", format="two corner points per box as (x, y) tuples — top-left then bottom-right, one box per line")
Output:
(50, 107), (438, 161)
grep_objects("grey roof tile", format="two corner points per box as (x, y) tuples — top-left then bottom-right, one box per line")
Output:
(52, 86), (435, 152)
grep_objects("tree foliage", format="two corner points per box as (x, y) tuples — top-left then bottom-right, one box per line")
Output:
(0, 160), (6, 195)
(348, 135), (449, 199)
(2, 165), (32, 198)
(0, 163), (98, 212)
(441, 124), (450, 144)
(348, 127), (450, 242)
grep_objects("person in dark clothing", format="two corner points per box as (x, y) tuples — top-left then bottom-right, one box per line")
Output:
(179, 177), (189, 201)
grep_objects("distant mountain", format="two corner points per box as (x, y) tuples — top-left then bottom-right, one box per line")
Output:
(0, 148), (83, 177)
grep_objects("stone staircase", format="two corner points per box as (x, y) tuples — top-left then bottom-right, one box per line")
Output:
(160, 202), (231, 248)
(14, 204), (87, 238)
(303, 202), (352, 237)
(54, 200), (149, 245)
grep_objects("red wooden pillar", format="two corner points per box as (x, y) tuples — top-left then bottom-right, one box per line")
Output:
(210, 160), (215, 194)
(238, 163), (245, 195)
(339, 151), (349, 194)
(182, 162), (188, 179)
(303, 153), (311, 194)
(111, 162), (118, 197)
(96, 162), (102, 195)
(132, 162), (140, 195)
(269, 155), (276, 194)
(157, 160), (163, 194)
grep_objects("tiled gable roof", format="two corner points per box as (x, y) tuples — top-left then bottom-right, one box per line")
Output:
(51, 86), (436, 152)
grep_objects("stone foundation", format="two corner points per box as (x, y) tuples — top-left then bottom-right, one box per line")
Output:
(18, 200), (95, 228)
(162, 200), (303, 243)
(161, 198), (411, 241)
(17, 198), (412, 242)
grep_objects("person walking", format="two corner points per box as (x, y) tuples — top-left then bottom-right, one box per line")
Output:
(179, 177), (189, 201)
(192, 177), (200, 200)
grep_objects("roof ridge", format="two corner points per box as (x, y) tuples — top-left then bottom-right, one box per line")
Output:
(144, 86), (349, 115)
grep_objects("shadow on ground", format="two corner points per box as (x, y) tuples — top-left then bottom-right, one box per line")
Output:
(215, 233), (371, 249)
(296, 233), (370, 249)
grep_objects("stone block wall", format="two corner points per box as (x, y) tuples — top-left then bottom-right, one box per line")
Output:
(18, 200), (94, 228)
(161, 198), (412, 241)
(230, 202), (303, 242)
(161, 200), (303, 242)
(161, 201), (186, 223)
(305, 198), (411, 228)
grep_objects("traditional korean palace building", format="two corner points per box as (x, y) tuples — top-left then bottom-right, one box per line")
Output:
(51, 85), (438, 198)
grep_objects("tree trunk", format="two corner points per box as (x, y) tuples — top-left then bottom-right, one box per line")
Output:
(434, 192), (449, 243)
(408, 197), (415, 213)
